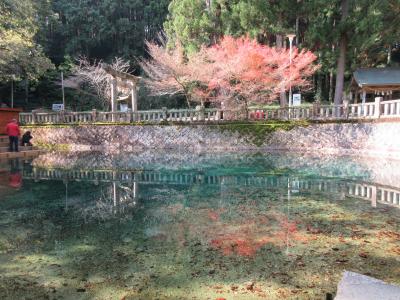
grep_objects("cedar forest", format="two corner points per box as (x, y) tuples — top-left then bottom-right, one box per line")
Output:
(0, 0), (399, 110)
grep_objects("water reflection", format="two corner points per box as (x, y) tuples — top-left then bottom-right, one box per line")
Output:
(1, 152), (400, 299)
(20, 161), (400, 211)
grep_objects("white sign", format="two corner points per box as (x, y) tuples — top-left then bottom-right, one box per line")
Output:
(52, 104), (64, 111)
(292, 94), (301, 106)
(120, 104), (128, 112)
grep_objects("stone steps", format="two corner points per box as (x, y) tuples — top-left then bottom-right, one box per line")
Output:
(0, 146), (33, 153)
(0, 150), (43, 160)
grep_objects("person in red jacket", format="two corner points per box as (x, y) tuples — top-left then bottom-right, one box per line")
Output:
(5, 119), (20, 152)
(8, 159), (22, 189)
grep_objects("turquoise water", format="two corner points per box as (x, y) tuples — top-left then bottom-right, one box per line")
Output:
(0, 152), (399, 299)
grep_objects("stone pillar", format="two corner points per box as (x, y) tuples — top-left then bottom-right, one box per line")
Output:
(196, 105), (205, 121)
(343, 99), (349, 119)
(130, 84), (137, 121)
(362, 91), (366, 105)
(312, 101), (320, 119)
(110, 79), (117, 122)
(131, 83), (138, 113)
(91, 109), (97, 122)
(374, 97), (382, 118)
(133, 181), (139, 202)
(126, 108), (132, 122)
(162, 107), (168, 121)
(370, 186), (377, 207)
(32, 111), (37, 124)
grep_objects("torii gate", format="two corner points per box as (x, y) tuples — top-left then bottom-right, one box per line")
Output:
(102, 64), (140, 117)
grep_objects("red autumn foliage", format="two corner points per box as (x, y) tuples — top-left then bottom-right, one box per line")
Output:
(208, 211), (220, 221)
(193, 36), (319, 109)
(141, 36), (319, 109)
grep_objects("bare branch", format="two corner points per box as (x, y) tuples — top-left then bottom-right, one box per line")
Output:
(73, 56), (131, 109)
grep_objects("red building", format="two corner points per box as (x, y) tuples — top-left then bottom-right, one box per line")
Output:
(0, 108), (22, 135)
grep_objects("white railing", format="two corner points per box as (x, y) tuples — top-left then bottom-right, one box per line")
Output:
(19, 97), (400, 125)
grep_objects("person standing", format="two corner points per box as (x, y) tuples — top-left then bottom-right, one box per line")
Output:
(5, 119), (20, 152)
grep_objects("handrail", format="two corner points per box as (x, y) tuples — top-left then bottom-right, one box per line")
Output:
(19, 98), (400, 125)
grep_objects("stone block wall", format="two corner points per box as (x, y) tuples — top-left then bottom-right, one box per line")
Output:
(24, 121), (400, 158)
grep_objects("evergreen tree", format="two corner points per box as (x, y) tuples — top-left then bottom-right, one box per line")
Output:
(0, 0), (53, 82)
(46, 0), (170, 63)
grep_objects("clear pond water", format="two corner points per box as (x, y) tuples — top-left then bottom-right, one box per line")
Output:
(0, 151), (399, 300)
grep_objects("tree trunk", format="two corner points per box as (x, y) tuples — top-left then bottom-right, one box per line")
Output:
(329, 71), (334, 103)
(333, 0), (349, 105)
(316, 73), (322, 102)
(25, 79), (29, 104)
(387, 45), (392, 65)
(10, 80), (14, 108)
(184, 90), (191, 109)
(296, 17), (300, 47)
(276, 34), (287, 107)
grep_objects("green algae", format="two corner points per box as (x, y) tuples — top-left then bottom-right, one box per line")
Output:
(215, 120), (310, 146)
(34, 142), (71, 151)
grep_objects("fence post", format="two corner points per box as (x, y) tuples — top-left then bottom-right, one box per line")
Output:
(370, 186), (377, 207)
(374, 97), (382, 119)
(343, 99), (349, 119)
(196, 105), (205, 121)
(312, 101), (320, 119)
(32, 111), (37, 124)
(162, 107), (168, 121)
(92, 109), (97, 123)
(126, 109), (132, 123)
(217, 110), (222, 121)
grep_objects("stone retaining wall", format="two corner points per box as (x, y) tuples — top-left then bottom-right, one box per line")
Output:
(24, 121), (400, 158)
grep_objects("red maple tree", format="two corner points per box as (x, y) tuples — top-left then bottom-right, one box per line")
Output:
(192, 36), (319, 110)
(141, 36), (319, 110)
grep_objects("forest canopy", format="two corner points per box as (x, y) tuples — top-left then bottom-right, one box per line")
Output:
(0, 0), (399, 109)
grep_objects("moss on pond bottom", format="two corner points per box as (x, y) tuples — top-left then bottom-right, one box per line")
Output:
(214, 120), (310, 146)
(1, 189), (399, 300)
(34, 142), (70, 151)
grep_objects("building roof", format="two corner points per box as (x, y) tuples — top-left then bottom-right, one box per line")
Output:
(353, 68), (400, 88)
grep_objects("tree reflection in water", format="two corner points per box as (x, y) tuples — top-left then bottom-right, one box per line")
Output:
(62, 179), (139, 222)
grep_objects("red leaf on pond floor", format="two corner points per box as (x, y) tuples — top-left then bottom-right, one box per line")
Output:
(376, 230), (400, 240)
(213, 285), (224, 290)
(208, 211), (220, 221)
(359, 252), (368, 258)
(391, 246), (400, 255)
(306, 224), (322, 234)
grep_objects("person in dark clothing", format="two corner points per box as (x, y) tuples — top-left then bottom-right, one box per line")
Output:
(5, 119), (20, 152)
(21, 131), (33, 146)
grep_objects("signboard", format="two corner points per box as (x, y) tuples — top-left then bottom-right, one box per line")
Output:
(292, 94), (301, 106)
(52, 104), (64, 111)
(120, 104), (128, 112)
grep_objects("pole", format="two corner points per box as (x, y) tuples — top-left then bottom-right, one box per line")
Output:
(289, 41), (292, 107)
(287, 35), (295, 107)
(289, 35), (294, 106)
(286, 176), (291, 255)
(61, 71), (65, 110)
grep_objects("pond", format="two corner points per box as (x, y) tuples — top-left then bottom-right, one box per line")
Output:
(0, 151), (399, 300)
